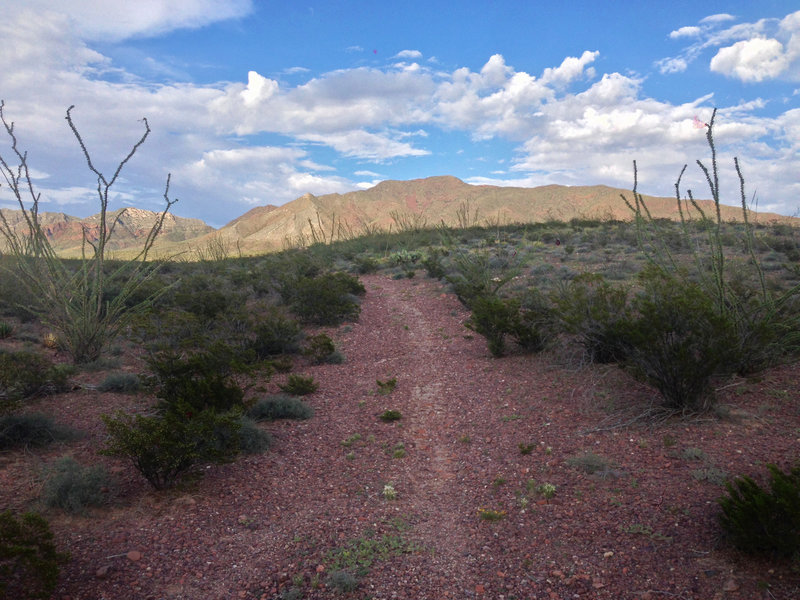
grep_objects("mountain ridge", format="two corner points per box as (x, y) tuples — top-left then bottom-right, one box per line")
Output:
(1, 176), (795, 257)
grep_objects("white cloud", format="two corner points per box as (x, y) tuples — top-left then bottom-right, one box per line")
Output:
(711, 38), (789, 82)
(701, 14), (736, 24)
(395, 50), (423, 59)
(17, 0), (253, 41)
(669, 26), (701, 39)
(660, 10), (800, 82)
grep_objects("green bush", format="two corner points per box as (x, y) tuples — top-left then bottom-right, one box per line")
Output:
(303, 333), (337, 364)
(251, 308), (303, 358)
(101, 406), (242, 490)
(147, 344), (247, 415)
(42, 457), (115, 514)
(553, 274), (631, 363)
(327, 570), (359, 593)
(288, 273), (363, 326)
(0, 413), (78, 450)
(719, 463), (800, 558)
(247, 394), (314, 421)
(236, 417), (273, 454)
(465, 295), (519, 357)
(278, 374), (319, 396)
(0, 322), (12, 339)
(0, 351), (73, 409)
(379, 409), (402, 422)
(170, 274), (235, 321)
(618, 268), (737, 412)
(97, 372), (141, 393)
(0, 511), (68, 600)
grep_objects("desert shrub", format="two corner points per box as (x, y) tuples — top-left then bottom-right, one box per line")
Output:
(169, 274), (235, 321)
(326, 570), (359, 593)
(97, 372), (141, 393)
(354, 255), (379, 274)
(447, 251), (511, 308)
(0, 511), (68, 600)
(147, 344), (247, 415)
(278, 374), (319, 396)
(466, 292), (553, 357)
(0, 322), (12, 339)
(287, 272), (365, 326)
(101, 406), (241, 489)
(303, 333), (336, 364)
(41, 457), (115, 514)
(236, 417), (272, 454)
(618, 268), (737, 412)
(465, 295), (519, 357)
(718, 463), (800, 558)
(0, 413), (78, 450)
(251, 308), (303, 358)
(379, 409), (402, 422)
(512, 288), (556, 353)
(247, 394), (314, 421)
(552, 274), (631, 363)
(421, 248), (447, 280)
(0, 351), (73, 408)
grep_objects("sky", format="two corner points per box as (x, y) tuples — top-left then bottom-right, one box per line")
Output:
(0, 1), (798, 227)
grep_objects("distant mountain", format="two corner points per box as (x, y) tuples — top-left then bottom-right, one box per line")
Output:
(204, 176), (794, 254)
(0, 206), (214, 257)
(2, 176), (794, 257)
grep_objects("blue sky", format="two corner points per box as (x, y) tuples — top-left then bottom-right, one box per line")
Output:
(1, 1), (798, 227)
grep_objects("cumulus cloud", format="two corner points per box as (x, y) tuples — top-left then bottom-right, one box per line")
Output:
(660, 9), (800, 82)
(1, 3), (798, 223)
(711, 38), (789, 82)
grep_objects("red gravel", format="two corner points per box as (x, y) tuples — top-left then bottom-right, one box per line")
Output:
(3, 273), (800, 599)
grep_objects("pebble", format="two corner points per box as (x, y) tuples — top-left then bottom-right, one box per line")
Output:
(127, 550), (142, 562)
(95, 565), (111, 579)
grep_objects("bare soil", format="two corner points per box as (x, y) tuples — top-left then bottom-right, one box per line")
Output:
(3, 273), (800, 600)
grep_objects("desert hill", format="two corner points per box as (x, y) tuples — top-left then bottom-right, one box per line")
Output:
(203, 176), (795, 255)
(2, 176), (795, 257)
(0, 206), (214, 257)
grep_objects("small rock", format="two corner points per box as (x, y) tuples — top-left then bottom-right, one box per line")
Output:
(126, 550), (142, 562)
(603, 551), (614, 558)
(316, 564), (325, 573)
(95, 565), (111, 579)
(722, 578), (739, 592)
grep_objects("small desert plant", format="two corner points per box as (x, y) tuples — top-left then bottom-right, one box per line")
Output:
(0, 413), (78, 450)
(477, 507), (507, 521)
(376, 377), (397, 395)
(383, 483), (398, 500)
(101, 406), (242, 489)
(537, 482), (557, 500)
(97, 372), (141, 393)
(278, 374), (318, 396)
(326, 570), (359, 593)
(465, 295), (519, 357)
(566, 452), (615, 475)
(247, 394), (314, 421)
(379, 409), (402, 422)
(718, 463), (800, 558)
(236, 417), (273, 454)
(303, 333), (337, 364)
(0, 321), (12, 339)
(0, 511), (69, 600)
(41, 456), (115, 514)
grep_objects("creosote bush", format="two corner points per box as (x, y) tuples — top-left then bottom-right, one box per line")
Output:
(0, 510), (68, 600)
(101, 407), (242, 490)
(251, 308), (303, 358)
(0, 350), (73, 410)
(278, 374), (319, 396)
(718, 463), (800, 558)
(286, 272), (364, 326)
